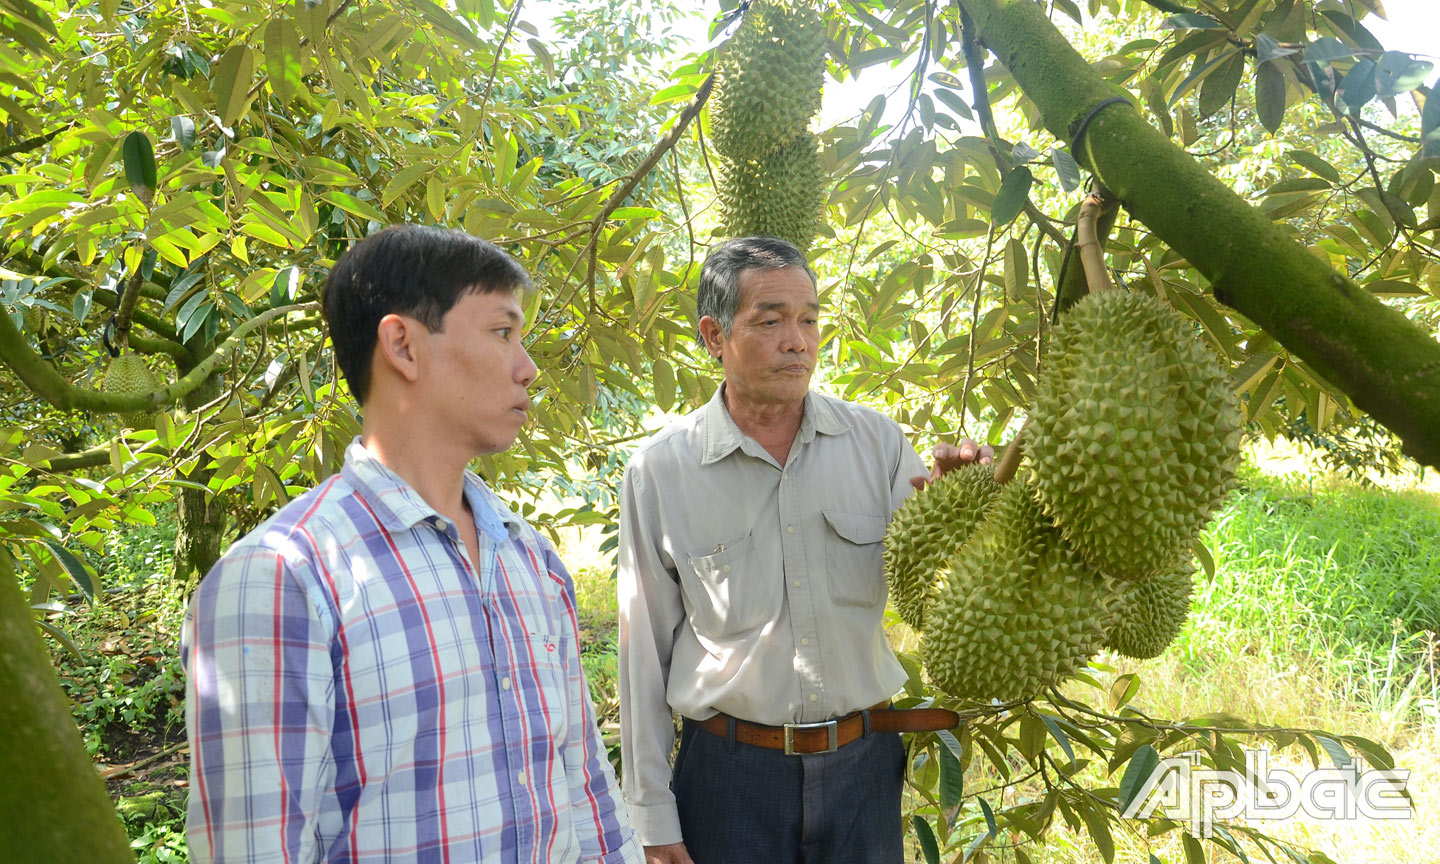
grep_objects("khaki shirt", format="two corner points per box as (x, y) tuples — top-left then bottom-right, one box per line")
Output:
(617, 385), (926, 844)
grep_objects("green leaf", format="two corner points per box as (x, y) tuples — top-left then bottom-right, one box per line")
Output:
(979, 797), (998, 836)
(211, 45), (255, 127)
(1053, 148), (1081, 192)
(1256, 59), (1286, 134)
(42, 540), (97, 602)
(1289, 150), (1339, 183)
(1109, 673), (1140, 710)
(938, 738), (965, 810)
(1340, 59), (1377, 113)
(912, 815), (940, 864)
(1119, 745), (1161, 810)
(1162, 14), (1223, 30)
(122, 131), (157, 201)
(1316, 734), (1354, 769)
(32, 617), (85, 662)
(933, 87), (974, 121)
(991, 166), (1033, 225)
(1254, 34), (1296, 63)
(1193, 537), (1216, 579)
(265, 18), (303, 104)
(1198, 51), (1245, 118)
(1042, 715), (1077, 766)
(170, 116), (196, 151)
(1078, 801), (1116, 864)
(1303, 37), (1352, 66)
(1183, 834), (1205, 864)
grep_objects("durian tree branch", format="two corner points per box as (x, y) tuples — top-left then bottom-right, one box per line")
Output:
(0, 302), (317, 413)
(954, 0), (1440, 468)
(89, 288), (183, 346)
(113, 266), (144, 351)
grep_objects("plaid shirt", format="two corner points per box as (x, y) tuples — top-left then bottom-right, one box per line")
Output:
(183, 441), (640, 864)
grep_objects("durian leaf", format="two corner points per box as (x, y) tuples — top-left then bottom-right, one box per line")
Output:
(1041, 715), (1077, 767)
(42, 540), (97, 602)
(911, 815), (940, 864)
(938, 740), (964, 810)
(1018, 716), (1046, 762)
(1315, 734), (1354, 770)
(31, 616), (85, 662)
(1182, 834), (1205, 864)
(1078, 801), (1116, 864)
(991, 166), (1033, 225)
(1109, 725), (1158, 773)
(1192, 539), (1216, 580)
(1118, 744), (1160, 810)
(1339, 735), (1395, 771)
(1108, 673), (1139, 711)
(122, 131), (157, 200)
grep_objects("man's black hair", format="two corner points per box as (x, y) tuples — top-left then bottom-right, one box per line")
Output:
(322, 225), (532, 403)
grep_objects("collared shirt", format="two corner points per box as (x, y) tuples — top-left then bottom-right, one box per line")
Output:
(183, 440), (642, 864)
(617, 386), (926, 844)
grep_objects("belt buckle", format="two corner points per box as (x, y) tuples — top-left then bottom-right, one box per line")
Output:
(783, 719), (839, 755)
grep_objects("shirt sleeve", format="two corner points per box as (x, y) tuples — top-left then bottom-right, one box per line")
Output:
(891, 426), (930, 513)
(616, 459), (688, 846)
(182, 543), (337, 864)
(541, 543), (644, 864)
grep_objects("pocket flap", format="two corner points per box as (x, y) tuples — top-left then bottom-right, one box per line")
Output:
(822, 510), (887, 545)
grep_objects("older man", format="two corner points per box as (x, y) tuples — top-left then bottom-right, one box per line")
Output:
(183, 225), (642, 863)
(618, 236), (985, 864)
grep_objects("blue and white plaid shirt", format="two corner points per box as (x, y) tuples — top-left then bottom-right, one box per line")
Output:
(183, 440), (640, 863)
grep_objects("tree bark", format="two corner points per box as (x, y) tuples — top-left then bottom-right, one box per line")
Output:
(0, 558), (132, 864)
(173, 361), (225, 591)
(956, 0), (1440, 468)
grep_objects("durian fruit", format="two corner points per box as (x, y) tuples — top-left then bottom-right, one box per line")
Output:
(709, 0), (825, 163)
(716, 132), (826, 250)
(921, 481), (1113, 703)
(884, 462), (1003, 630)
(102, 354), (158, 429)
(1102, 559), (1195, 660)
(1028, 290), (1241, 581)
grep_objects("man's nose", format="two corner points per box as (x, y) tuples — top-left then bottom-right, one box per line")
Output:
(516, 346), (539, 387)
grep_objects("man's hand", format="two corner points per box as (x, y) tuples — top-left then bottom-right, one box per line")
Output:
(644, 842), (696, 864)
(910, 437), (995, 490)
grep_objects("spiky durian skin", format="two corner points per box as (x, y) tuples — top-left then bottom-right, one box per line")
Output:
(102, 354), (157, 428)
(716, 132), (826, 250)
(709, 0), (825, 163)
(884, 462), (1003, 630)
(1028, 290), (1241, 581)
(1103, 560), (1194, 660)
(921, 481), (1112, 703)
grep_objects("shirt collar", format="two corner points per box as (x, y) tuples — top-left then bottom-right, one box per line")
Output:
(698, 383), (851, 466)
(341, 438), (517, 543)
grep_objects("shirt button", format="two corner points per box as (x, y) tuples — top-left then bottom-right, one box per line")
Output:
(800, 637), (809, 646)
(501, 676), (512, 690)
(517, 771), (527, 785)
(786, 525), (794, 534)
(808, 693), (818, 703)
(792, 580), (801, 588)
(722, 565), (731, 573)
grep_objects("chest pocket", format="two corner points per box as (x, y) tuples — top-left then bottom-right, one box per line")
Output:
(679, 531), (776, 639)
(822, 510), (888, 608)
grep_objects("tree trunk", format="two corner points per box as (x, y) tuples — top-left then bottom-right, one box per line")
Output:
(173, 371), (225, 590)
(0, 561), (132, 864)
(957, 0), (1440, 468)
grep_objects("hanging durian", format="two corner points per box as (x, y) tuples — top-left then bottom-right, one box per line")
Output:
(1103, 559), (1194, 660)
(1027, 290), (1241, 581)
(709, 0), (825, 163)
(102, 354), (158, 429)
(715, 132), (827, 254)
(921, 481), (1113, 703)
(884, 462), (1003, 630)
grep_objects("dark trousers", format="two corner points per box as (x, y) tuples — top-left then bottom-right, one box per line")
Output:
(673, 717), (906, 864)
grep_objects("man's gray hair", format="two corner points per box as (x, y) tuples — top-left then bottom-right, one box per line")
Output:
(697, 236), (817, 337)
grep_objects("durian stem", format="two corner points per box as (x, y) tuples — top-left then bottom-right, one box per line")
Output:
(992, 418), (1031, 485)
(1074, 192), (1114, 294)
(113, 265), (145, 352)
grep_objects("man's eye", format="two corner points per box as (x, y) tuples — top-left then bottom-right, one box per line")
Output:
(496, 328), (512, 339)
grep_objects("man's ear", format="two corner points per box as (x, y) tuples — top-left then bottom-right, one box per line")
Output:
(698, 316), (726, 360)
(375, 313), (423, 384)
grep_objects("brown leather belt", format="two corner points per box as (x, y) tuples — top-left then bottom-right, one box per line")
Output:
(693, 703), (960, 755)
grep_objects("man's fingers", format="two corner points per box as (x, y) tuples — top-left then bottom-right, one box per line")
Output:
(978, 444), (995, 464)
(644, 843), (695, 864)
(910, 474), (929, 490)
(958, 438), (978, 461)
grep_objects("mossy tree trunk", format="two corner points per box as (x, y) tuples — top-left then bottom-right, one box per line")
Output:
(173, 363), (225, 591)
(956, 0), (1440, 469)
(0, 563), (132, 864)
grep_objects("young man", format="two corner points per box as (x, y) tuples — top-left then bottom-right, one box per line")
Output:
(183, 225), (642, 864)
(617, 236), (985, 864)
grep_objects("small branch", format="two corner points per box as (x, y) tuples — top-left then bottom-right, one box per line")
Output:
(1075, 191), (1115, 293)
(477, 0), (524, 128)
(113, 267), (145, 351)
(992, 418), (1030, 484)
(100, 742), (188, 780)
(0, 127), (64, 159)
(0, 302), (318, 413)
